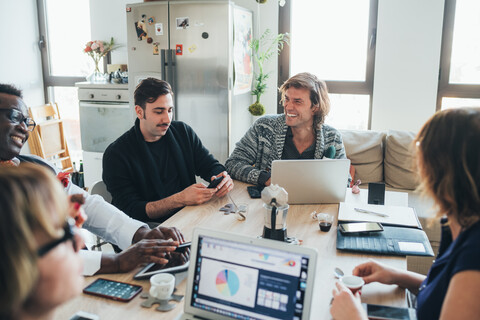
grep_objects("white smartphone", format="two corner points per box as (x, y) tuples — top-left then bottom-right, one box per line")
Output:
(339, 222), (383, 233)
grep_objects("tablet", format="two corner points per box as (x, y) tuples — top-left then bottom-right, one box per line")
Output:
(134, 259), (189, 279)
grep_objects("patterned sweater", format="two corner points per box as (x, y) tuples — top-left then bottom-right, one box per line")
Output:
(225, 114), (347, 185)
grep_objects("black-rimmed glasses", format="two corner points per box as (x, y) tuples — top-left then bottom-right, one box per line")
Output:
(37, 220), (78, 257)
(0, 108), (36, 131)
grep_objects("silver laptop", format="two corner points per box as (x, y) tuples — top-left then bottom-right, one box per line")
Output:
(271, 159), (350, 204)
(177, 228), (318, 320)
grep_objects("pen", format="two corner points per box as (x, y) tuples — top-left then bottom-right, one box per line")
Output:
(354, 207), (389, 218)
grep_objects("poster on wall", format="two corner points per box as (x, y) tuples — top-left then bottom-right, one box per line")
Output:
(233, 7), (253, 95)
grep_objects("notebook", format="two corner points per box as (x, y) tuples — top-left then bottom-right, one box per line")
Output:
(176, 228), (318, 320)
(336, 226), (434, 257)
(271, 159), (350, 204)
(338, 202), (422, 229)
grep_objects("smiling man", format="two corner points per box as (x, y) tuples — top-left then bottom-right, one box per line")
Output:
(103, 78), (233, 223)
(225, 72), (347, 186)
(0, 83), (187, 276)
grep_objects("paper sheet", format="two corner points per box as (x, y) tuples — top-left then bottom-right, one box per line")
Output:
(338, 202), (420, 228)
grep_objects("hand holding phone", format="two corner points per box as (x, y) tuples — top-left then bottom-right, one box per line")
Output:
(208, 176), (224, 189)
(174, 241), (191, 252)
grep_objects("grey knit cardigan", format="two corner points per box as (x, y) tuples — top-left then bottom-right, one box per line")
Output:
(225, 114), (347, 185)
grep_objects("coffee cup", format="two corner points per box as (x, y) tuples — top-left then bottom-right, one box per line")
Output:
(149, 273), (175, 300)
(317, 213), (333, 232)
(340, 275), (364, 294)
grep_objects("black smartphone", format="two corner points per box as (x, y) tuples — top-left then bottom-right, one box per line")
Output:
(368, 182), (386, 205)
(339, 222), (384, 234)
(175, 241), (191, 252)
(363, 303), (417, 319)
(83, 278), (142, 302)
(208, 176), (224, 188)
(247, 185), (262, 199)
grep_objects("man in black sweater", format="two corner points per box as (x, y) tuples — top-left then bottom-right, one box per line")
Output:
(103, 78), (234, 223)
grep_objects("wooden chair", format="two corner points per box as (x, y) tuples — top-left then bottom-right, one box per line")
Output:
(28, 102), (74, 172)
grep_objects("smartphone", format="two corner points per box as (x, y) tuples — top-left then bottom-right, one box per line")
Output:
(175, 241), (191, 252)
(83, 278), (142, 302)
(363, 303), (417, 320)
(69, 311), (100, 320)
(207, 176), (224, 189)
(247, 185), (262, 199)
(368, 182), (386, 205)
(339, 222), (383, 233)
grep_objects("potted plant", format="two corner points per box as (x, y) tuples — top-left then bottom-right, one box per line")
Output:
(249, 29), (289, 116)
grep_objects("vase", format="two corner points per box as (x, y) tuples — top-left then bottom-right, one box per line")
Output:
(88, 59), (107, 83)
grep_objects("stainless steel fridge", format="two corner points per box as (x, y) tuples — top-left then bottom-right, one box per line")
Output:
(126, 0), (253, 164)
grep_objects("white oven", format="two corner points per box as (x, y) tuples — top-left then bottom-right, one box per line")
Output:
(76, 83), (133, 189)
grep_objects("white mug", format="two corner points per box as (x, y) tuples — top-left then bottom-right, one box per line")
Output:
(149, 273), (175, 300)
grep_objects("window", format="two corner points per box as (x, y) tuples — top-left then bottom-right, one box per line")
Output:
(279, 0), (378, 129)
(438, 0), (480, 110)
(37, 0), (93, 163)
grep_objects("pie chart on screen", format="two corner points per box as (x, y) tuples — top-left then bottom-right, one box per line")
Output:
(216, 269), (240, 296)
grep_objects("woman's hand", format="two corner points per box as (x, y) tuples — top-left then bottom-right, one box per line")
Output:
(353, 259), (400, 285)
(330, 282), (367, 320)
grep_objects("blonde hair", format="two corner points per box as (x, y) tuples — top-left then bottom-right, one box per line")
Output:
(279, 72), (331, 127)
(0, 164), (68, 317)
(415, 108), (480, 228)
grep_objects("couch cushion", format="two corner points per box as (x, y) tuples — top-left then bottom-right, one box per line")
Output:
(341, 130), (385, 183)
(384, 130), (419, 190)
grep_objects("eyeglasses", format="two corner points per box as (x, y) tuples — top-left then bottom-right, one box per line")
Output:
(37, 220), (79, 257)
(0, 108), (36, 131)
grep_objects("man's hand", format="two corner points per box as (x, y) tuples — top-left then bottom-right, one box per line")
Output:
(179, 183), (216, 206)
(212, 171), (234, 198)
(99, 239), (178, 274)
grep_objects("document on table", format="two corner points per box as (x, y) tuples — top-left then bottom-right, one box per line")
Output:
(338, 202), (421, 228)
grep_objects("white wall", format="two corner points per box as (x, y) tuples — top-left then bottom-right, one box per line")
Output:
(371, 0), (445, 132)
(0, 1), (45, 109)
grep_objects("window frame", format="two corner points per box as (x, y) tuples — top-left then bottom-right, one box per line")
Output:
(36, 0), (108, 100)
(278, 0), (379, 129)
(437, 0), (480, 109)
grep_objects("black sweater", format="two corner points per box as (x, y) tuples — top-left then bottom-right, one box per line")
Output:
(103, 119), (225, 223)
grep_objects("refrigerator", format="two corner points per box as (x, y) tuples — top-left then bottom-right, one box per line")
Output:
(126, 1), (254, 164)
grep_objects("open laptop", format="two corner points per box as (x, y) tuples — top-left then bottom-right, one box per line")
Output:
(271, 159), (351, 204)
(177, 228), (318, 320)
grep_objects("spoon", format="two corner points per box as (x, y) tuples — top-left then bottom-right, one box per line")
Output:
(334, 267), (345, 279)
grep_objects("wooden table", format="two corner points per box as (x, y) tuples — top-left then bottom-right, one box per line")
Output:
(55, 181), (407, 319)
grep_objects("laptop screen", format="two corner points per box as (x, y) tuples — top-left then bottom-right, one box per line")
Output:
(189, 235), (311, 320)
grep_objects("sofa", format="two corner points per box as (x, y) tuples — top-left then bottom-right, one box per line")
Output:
(340, 129), (440, 275)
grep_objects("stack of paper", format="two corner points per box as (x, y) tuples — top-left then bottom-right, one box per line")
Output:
(338, 202), (421, 228)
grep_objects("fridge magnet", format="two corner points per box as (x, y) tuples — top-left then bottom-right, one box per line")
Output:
(188, 44), (197, 53)
(176, 17), (190, 29)
(155, 23), (163, 36)
(126, 7), (131, 12)
(153, 43), (159, 55)
(147, 37), (153, 44)
(176, 44), (183, 55)
(135, 16), (148, 41)
(148, 17), (155, 25)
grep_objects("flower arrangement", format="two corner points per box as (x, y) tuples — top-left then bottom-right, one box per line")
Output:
(83, 37), (118, 74)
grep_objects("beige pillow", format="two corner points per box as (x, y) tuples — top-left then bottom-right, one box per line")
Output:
(384, 130), (419, 190)
(340, 130), (385, 183)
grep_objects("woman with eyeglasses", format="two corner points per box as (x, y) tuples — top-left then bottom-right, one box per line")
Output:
(330, 108), (480, 320)
(0, 163), (84, 320)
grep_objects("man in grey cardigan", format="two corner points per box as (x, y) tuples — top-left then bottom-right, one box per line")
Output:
(225, 72), (348, 186)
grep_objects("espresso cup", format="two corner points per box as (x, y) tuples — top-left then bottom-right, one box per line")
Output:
(340, 275), (365, 294)
(149, 273), (175, 300)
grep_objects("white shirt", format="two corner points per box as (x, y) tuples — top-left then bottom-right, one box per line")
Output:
(20, 155), (148, 275)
